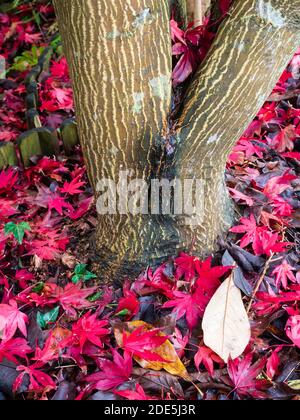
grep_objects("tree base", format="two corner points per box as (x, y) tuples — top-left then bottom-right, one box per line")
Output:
(93, 181), (234, 280)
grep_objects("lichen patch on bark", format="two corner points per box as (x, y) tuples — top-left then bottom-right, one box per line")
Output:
(149, 75), (171, 100)
(256, 0), (286, 28)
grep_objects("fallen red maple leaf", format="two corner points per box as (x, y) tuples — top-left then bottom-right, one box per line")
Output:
(115, 282), (140, 320)
(122, 326), (169, 362)
(194, 345), (223, 377)
(85, 349), (132, 391)
(13, 363), (56, 393)
(195, 257), (231, 284)
(227, 353), (269, 399)
(114, 383), (153, 400)
(230, 214), (258, 248)
(0, 168), (18, 193)
(0, 338), (31, 364)
(228, 188), (254, 207)
(0, 300), (28, 341)
(70, 311), (109, 353)
(60, 176), (85, 195)
(163, 290), (204, 330)
(266, 347), (281, 380)
(272, 260), (296, 290)
(174, 252), (200, 282)
(285, 315), (300, 348)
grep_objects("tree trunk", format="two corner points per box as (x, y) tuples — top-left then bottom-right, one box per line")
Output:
(53, 0), (300, 278)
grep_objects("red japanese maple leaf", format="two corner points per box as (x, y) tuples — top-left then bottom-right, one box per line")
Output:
(194, 345), (223, 376)
(286, 315), (300, 348)
(122, 326), (169, 362)
(60, 176), (85, 195)
(116, 283), (140, 320)
(231, 216), (289, 256)
(174, 252), (200, 281)
(70, 311), (109, 352)
(263, 172), (296, 201)
(253, 228), (290, 256)
(35, 185), (73, 215)
(67, 196), (94, 220)
(228, 188), (254, 207)
(14, 269), (35, 290)
(0, 300), (28, 341)
(34, 327), (71, 365)
(266, 347), (281, 380)
(0, 338), (31, 364)
(54, 283), (97, 317)
(268, 125), (296, 152)
(115, 384), (153, 400)
(230, 214), (258, 248)
(170, 19), (212, 85)
(85, 349), (132, 391)
(227, 353), (269, 399)
(272, 260), (296, 289)
(195, 257), (231, 284)
(13, 363), (56, 393)
(50, 57), (69, 79)
(0, 168), (18, 193)
(233, 139), (264, 159)
(163, 290), (203, 330)
(0, 198), (17, 218)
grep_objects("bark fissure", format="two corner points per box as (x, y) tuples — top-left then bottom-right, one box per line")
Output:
(53, 0), (300, 277)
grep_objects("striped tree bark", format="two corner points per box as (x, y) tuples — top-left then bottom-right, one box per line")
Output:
(53, 0), (300, 278)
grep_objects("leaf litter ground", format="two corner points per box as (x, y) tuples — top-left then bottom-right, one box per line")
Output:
(0, 1), (299, 400)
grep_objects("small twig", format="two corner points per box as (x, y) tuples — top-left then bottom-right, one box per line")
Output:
(247, 253), (274, 314)
(194, 0), (202, 25)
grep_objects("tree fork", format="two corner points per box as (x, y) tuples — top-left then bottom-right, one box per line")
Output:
(53, 0), (300, 278)
(172, 0), (300, 254)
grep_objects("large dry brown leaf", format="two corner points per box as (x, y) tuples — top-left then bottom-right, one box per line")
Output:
(202, 273), (251, 363)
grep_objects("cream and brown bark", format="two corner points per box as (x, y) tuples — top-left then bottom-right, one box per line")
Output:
(54, 0), (300, 277)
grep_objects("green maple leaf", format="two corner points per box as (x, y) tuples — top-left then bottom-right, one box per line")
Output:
(37, 307), (60, 329)
(72, 264), (97, 284)
(4, 222), (31, 245)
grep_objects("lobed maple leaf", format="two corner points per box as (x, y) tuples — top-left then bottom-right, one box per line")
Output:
(263, 172), (296, 201)
(228, 188), (254, 207)
(0, 338), (31, 364)
(0, 168), (18, 193)
(285, 315), (300, 348)
(115, 283), (140, 320)
(266, 348), (281, 380)
(34, 327), (72, 365)
(174, 252), (200, 281)
(268, 125), (296, 152)
(85, 349), (132, 391)
(0, 300), (28, 341)
(163, 290), (204, 330)
(233, 138), (264, 159)
(60, 176), (85, 195)
(50, 57), (69, 79)
(13, 363), (56, 393)
(67, 196), (94, 220)
(70, 311), (109, 352)
(227, 353), (269, 399)
(272, 260), (296, 289)
(115, 384), (153, 400)
(231, 216), (289, 256)
(230, 214), (258, 248)
(122, 326), (169, 362)
(0, 198), (17, 218)
(194, 345), (223, 377)
(196, 257), (231, 284)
